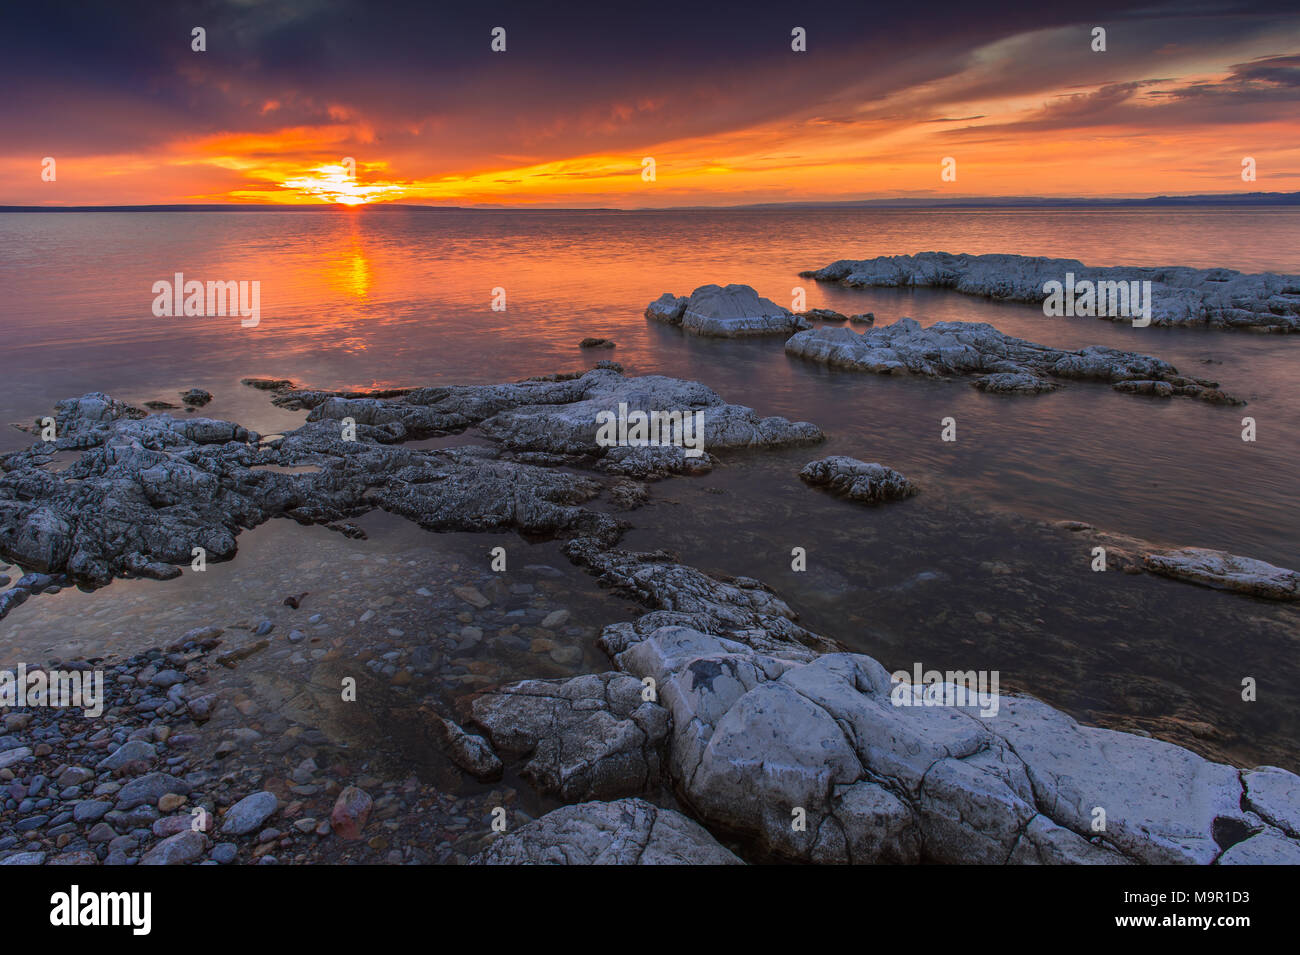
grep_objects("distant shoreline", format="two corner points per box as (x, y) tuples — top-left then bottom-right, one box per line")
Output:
(2, 192), (1298, 213)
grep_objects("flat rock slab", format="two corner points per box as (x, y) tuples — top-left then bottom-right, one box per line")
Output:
(801, 252), (1300, 331)
(646, 284), (811, 337)
(1144, 547), (1300, 600)
(470, 798), (744, 865)
(785, 318), (1242, 404)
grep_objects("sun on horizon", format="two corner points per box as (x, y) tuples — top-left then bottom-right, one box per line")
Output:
(279, 162), (407, 206)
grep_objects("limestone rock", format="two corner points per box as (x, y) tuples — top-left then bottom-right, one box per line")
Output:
(470, 798), (744, 865)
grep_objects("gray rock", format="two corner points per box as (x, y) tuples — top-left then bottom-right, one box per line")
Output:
(430, 715), (503, 781)
(1, 371), (821, 587)
(469, 672), (669, 801)
(73, 800), (114, 823)
(646, 284), (811, 337)
(96, 739), (157, 771)
(0, 851), (47, 865)
(799, 456), (917, 505)
(220, 791), (277, 835)
(973, 373), (1061, 395)
(801, 252), (1300, 331)
(570, 547), (1300, 864)
(471, 798), (743, 865)
(1143, 548), (1300, 601)
(115, 772), (190, 810)
(1217, 828), (1300, 864)
(785, 318), (1241, 404)
(141, 830), (207, 865)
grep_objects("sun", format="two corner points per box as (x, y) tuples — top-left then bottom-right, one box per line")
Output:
(281, 163), (405, 205)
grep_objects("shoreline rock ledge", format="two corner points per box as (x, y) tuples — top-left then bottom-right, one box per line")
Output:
(800, 252), (1300, 331)
(784, 318), (1244, 404)
(646, 284), (811, 337)
(469, 544), (1300, 865)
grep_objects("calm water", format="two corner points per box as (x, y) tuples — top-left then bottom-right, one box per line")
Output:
(2, 207), (1298, 769)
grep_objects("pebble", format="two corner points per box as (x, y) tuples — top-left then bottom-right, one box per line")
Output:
(221, 791), (278, 835)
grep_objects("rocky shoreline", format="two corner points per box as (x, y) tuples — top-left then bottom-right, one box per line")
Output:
(462, 542), (1300, 864)
(3, 371), (1298, 864)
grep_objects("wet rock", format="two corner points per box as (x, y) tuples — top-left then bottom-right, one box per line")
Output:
(428, 714), (503, 781)
(330, 786), (372, 840)
(785, 318), (1240, 404)
(469, 672), (669, 801)
(453, 586), (490, 609)
(646, 285), (811, 337)
(797, 308), (847, 322)
(579, 338), (616, 348)
(799, 456), (917, 505)
(141, 830), (207, 865)
(116, 772), (190, 810)
(973, 373), (1061, 395)
(1143, 548), (1300, 601)
(180, 389), (213, 407)
(221, 791), (278, 835)
(800, 252), (1300, 331)
(572, 549), (1300, 864)
(471, 798), (743, 865)
(96, 739), (157, 772)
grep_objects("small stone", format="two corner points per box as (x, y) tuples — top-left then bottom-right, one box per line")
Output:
(221, 791), (278, 835)
(453, 586), (490, 609)
(330, 786), (373, 840)
(210, 842), (238, 864)
(141, 830), (207, 865)
(158, 793), (187, 812)
(540, 609), (570, 629)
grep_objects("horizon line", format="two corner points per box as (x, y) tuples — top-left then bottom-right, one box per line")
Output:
(2, 192), (1298, 213)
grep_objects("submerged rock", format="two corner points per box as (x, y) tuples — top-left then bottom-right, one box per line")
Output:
(785, 318), (1242, 403)
(799, 456), (917, 505)
(801, 252), (1300, 331)
(1053, 523), (1300, 601)
(646, 284), (811, 337)
(470, 798), (743, 865)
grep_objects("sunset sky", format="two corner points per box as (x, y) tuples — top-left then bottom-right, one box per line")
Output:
(3, 0), (1299, 207)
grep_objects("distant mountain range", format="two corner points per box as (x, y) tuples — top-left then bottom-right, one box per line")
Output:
(2, 192), (1297, 212)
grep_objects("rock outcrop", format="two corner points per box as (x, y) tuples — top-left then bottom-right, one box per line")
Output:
(0, 370), (822, 592)
(646, 284), (811, 337)
(470, 798), (744, 865)
(801, 252), (1300, 331)
(799, 456), (917, 505)
(785, 318), (1243, 403)
(484, 543), (1300, 864)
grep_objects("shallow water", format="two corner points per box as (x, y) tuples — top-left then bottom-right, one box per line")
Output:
(1, 206), (1298, 771)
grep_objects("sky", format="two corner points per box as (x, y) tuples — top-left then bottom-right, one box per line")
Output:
(2, 0), (1299, 207)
